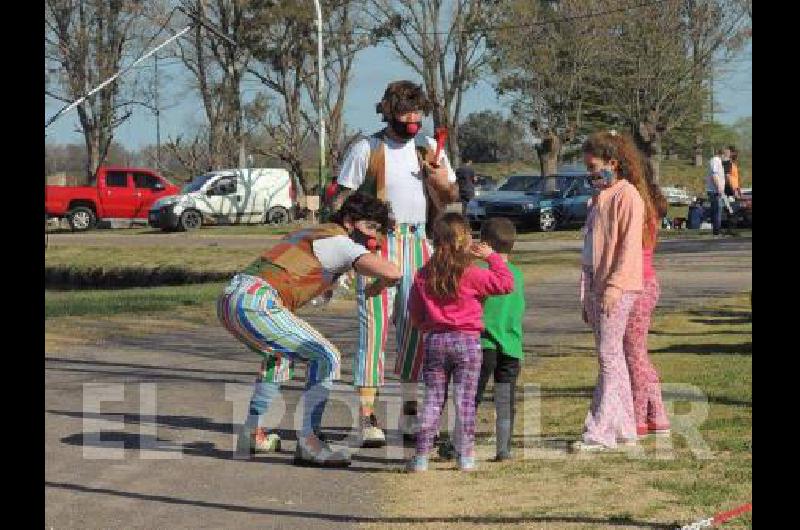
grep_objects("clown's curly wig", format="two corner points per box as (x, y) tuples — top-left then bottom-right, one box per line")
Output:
(376, 80), (431, 122)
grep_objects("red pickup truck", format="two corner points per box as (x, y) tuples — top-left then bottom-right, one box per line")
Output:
(45, 166), (180, 231)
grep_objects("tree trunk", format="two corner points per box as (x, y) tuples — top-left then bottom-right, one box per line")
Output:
(536, 132), (561, 180)
(650, 133), (662, 183)
(448, 120), (461, 167)
(694, 130), (703, 167)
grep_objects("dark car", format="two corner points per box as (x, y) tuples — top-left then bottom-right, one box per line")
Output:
(466, 172), (593, 231)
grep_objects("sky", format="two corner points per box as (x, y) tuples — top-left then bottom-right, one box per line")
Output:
(44, 39), (752, 150)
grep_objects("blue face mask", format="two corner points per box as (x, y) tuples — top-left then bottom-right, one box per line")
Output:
(600, 168), (615, 185)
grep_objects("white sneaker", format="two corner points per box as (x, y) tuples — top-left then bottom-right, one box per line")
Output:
(293, 434), (350, 467)
(569, 440), (609, 453)
(359, 414), (386, 448)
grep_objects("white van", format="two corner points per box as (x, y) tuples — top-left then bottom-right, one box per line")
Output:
(148, 168), (297, 231)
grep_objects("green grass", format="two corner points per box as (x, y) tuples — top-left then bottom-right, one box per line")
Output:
(45, 246), (250, 272)
(45, 282), (225, 318)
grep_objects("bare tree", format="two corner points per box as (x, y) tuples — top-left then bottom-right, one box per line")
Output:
(245, 0), (380, 194)
(169, 0), (252, 169)
(367, 0), (496, 165)
(303, 0), (379, 172)
(45, 0), (147, 179)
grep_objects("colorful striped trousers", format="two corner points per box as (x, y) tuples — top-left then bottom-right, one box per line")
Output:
(217, 274), (341, 434)
(353, 223), (432, 387)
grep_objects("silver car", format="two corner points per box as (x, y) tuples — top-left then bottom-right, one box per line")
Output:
(661, 186), (695, 206)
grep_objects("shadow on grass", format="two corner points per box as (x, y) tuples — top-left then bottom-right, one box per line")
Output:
(44, 480), (678, 528)
(689, 318), (751, 326)
(650, 342), (751, 356)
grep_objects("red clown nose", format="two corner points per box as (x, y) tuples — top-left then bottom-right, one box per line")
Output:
(406, 122), (420, 135)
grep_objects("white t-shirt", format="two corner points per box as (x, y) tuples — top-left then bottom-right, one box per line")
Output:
(337, 134), (457, 224)
(706, 155), (724, 194)
(312, 235), (369, 276)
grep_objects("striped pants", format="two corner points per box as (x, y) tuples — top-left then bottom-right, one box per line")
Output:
(217, 274), (341, 434)
(353, 223), (432, 387)
(624, 276), (669, 429)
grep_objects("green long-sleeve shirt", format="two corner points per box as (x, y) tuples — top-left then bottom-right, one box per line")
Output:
(479, 260), (526, 359)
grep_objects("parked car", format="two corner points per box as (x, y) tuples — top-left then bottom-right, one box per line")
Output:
(473, 174), (497, 197)
(466, 172), (593, 231)
(726, 190), (752, 228)
(661, 185), (695, 206)
(148, 167), (297, 231)
(45, 166), (180, 231)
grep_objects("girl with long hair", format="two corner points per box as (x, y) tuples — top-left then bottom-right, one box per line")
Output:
(406, 212), (514, 471)
(622, 153), (671, 437)
(574, 131), (647, 452)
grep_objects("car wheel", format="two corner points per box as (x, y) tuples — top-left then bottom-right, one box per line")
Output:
(266, 206), (291, 225)
(179, 209), (203, 231)
(538, 209), (557, 232)
(67, 206), (96, 232)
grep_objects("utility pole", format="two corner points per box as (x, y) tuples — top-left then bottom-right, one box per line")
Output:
(155, 52), (161, 171)
(313, 0), (325, 206)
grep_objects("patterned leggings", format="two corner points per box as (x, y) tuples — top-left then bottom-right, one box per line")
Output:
(584, 290), (638, 447)
(623, 277), (669, 428)
(416, 332), (482, 457)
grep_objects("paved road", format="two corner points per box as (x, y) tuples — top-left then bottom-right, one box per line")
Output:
(45, 237), (751, 528)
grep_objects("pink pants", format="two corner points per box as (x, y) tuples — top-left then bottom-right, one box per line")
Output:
(584, 290), (638, 447)
(623, 277), (669, 429)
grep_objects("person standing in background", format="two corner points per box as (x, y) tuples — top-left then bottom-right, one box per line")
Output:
(728, 148), (742, 199)
(706, 148), (726, 236)
(722, 146), (734, 197)
(456, 159), (476, 216)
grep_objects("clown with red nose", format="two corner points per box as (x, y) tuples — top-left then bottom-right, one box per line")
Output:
(331, 80), (460, 448)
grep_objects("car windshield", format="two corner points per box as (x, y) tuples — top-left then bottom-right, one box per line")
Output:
(181, 174), (216, 194)
(498, 175), (537, 191)
(526, 176), (585, 198)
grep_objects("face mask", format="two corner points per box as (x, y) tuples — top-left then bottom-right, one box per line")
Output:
(600, 168), (615, 185)
(390, 118), (421, 140)
(349, 227), (379, 251)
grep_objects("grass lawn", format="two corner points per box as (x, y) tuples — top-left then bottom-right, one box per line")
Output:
(45, 282), (226, 319)
(369, 292), (752, 530)
(45, 246), (253, 272)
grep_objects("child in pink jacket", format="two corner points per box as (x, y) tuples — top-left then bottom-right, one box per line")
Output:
(406, 212), (513, 471)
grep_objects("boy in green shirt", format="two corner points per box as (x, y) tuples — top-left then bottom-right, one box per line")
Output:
(475, 217), (526, 461)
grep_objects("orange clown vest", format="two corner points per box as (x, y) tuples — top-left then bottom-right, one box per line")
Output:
(242, 223), (349, 312)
